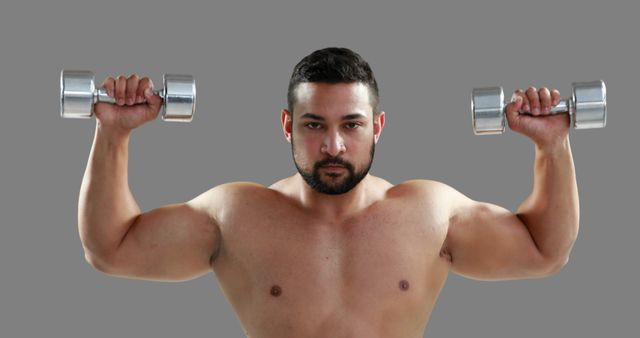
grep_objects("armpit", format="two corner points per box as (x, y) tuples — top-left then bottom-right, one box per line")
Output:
(439, 244), (452, 263)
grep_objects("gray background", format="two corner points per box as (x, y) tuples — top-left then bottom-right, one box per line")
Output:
(0, 0), (637, 337)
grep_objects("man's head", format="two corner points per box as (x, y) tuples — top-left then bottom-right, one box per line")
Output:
(281, 47), (385, 195)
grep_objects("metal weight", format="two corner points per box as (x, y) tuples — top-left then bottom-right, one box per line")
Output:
(471, 80), (606, 135)
(60, 70), (196, 122)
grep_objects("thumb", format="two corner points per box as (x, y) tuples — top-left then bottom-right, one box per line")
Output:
(505, 93), (523, 129)
(144, 87), (164, 120)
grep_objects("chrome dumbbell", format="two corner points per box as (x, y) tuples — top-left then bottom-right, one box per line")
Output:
(471, 80), (606, 135)
(60, 70), (196, 122)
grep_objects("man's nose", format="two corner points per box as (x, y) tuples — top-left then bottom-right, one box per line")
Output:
(321, 132), (346, 156)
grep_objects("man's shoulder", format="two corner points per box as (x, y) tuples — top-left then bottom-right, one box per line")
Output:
(388, 179), (468, 217)
(207, 181), (279, 200)
(200, 181), (286, 224)
(390, 179), (456, 197)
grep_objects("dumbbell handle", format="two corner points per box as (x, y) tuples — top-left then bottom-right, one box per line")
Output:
(94, 87), (165, 104)
(513, 98), (572, 116)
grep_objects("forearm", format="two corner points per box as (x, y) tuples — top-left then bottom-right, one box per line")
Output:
(517, 136), (580, 266)
(78, 123), (141, 260)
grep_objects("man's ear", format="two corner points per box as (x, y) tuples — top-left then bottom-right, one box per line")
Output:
(373, 111), (385, 144)
(281, 109), (293, 143)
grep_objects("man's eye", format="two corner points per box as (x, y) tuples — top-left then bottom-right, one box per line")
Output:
(345, 123), (361, 129)
(305, 123), (322, 129)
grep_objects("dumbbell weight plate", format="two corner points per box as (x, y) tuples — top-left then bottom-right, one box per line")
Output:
(572, 80), (606, 129)
(471, 86), (505, 135)
(162, 74), (196, 122)
(60, 70), (95, 119)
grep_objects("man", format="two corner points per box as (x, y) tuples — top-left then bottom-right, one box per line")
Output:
(78, 47), (579, 338)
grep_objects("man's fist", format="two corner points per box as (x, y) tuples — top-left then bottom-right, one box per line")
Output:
(94, 74), (164, 136)
(506, 86), (570, 148)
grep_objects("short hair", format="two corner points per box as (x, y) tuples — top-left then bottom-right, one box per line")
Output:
(287, 47), (380, 117)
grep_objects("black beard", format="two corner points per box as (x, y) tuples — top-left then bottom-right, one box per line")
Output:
(291, 137), (375, 195)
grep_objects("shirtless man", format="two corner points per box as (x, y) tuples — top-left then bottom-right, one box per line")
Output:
(78, 47), (579, 338)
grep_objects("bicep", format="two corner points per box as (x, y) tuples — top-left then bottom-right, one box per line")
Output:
(105, 189), (221, 282)
(443, 189), (552, 281)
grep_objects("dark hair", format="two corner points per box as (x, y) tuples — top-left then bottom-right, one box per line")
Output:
(287, 47), (380, 116)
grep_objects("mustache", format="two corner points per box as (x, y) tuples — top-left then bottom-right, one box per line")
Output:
(317, 158), (350, 168)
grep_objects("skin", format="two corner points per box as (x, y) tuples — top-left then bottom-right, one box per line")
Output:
(80, 76), (578, 338)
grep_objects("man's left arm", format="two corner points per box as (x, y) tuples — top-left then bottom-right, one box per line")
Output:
(442, 86), (579, 280)
(516, 138), (580, 268)
(517, 137), (579, 271)
(503, 86), (579, 271)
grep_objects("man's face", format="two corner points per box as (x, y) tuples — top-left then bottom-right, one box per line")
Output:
(282, 82), (384, 195)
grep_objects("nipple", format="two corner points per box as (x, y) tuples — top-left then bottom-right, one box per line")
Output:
(270, 285), (282, 297)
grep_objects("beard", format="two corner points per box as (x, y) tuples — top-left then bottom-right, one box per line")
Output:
(291, 136), (375, 195)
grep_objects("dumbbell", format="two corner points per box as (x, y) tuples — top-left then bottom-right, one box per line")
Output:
(471, 80), (606, 135)
(60, 70), (196, 122)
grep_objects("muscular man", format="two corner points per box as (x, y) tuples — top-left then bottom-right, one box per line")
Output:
(78, 47), (579, 338)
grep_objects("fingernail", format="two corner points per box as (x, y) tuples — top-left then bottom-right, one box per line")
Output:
(533, 107), (540, 115)
(144, 88), (152, 98)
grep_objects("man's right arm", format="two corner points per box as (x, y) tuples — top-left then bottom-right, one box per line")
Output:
(78, 125), (140, 270)
(78, 74), (221, 282)
(78, 125), (222, 282)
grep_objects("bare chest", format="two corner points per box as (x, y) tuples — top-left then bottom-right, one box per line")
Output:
(211, 196), (451, 336)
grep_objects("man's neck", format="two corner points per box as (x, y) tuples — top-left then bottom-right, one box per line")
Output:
(293, 173), (381, 221)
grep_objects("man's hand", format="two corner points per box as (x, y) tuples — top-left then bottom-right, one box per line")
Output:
(94, 74), (164, 138)
(506, 86), (570, 148)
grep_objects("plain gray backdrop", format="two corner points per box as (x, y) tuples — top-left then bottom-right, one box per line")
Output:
(0, 0), (637, 337)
